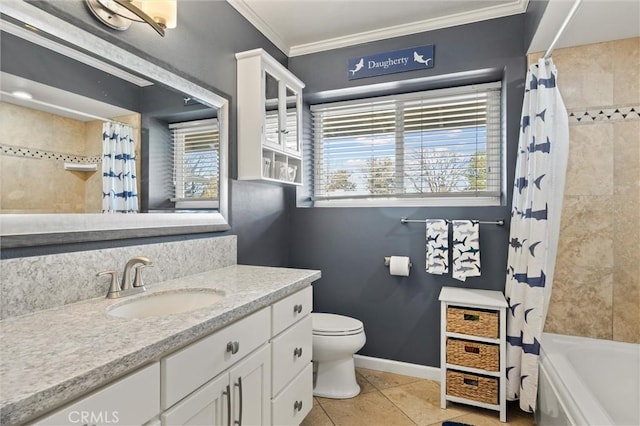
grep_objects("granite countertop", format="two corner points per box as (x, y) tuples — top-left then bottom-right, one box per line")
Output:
(0, 264), (321, 425)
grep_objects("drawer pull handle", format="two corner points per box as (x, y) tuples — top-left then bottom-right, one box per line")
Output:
(293, 304), (303, 314)
(226, 341), (240, 355)
(464, 345), (480, 354)
(235, 377), (243, 425)
(293, 347), (303, 358)
(463, 313), (480, 321)
(223, 384), (231, 426)
(463, 378), (479, 387)
(294, 400), (303, 412)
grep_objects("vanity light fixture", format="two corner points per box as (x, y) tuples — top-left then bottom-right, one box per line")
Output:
(86, 0), (177, 37)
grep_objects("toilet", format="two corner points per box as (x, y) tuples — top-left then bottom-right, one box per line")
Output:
(311, 313), (366, 399)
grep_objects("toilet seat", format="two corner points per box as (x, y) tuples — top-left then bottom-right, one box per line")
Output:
(312, 313), (364, 336)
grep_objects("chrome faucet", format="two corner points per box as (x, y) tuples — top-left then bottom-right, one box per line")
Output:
(122, 256), (152, 291)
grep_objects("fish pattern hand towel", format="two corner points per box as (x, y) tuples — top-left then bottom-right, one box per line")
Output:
(452, 220), (481, 281)
(426, 219), (448, 274)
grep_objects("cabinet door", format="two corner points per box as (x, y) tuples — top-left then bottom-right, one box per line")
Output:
(34, 363), (160, 426)
(264, 71), (282, 150)
(161, 373), (229, 426)
(229, 345), (271, 426)
(282, 84), (302, 156)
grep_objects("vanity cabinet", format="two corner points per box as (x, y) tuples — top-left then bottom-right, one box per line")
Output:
(439, 287), (508, 422)
(236, 48), (306, 185)
(28, 286), (314, 426)
(33, 363), (160, 426)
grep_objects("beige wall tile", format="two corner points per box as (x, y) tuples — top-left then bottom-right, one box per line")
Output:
(564, 124), (614, 196)
(613, 37), (640, 105)
(545, 37), (639, 342)
(549, 42), (615, 110)
(546, 271), (613, 339)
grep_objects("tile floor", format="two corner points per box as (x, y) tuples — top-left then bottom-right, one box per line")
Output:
(301, 368), (535, 426)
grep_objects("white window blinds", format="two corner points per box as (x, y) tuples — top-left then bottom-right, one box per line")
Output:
(311, 82), (502, 206)
(170, 118), (220, 208)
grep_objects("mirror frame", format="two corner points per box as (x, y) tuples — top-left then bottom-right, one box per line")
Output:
(0, 1), (230, 248)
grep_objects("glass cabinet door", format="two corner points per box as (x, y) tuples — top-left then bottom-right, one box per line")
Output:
(264, 71), (281, 149)
(282, 85), (301, 156)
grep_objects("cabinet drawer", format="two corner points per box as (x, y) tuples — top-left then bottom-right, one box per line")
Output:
(271, 315), (312, 395)
(446, 338), (499, 371)
(446, 306), (499, 338)
(272, 286), (312, 336)
(271, 363), (313, 426)
(35, 362), (160, 426)
(162, 307), (270, 409)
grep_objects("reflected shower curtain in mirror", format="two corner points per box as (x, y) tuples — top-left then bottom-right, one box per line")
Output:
(101, 122), (138, 213)
(505, 58), (569, 412)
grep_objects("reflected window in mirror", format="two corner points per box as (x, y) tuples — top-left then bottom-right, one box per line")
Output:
(170, 118), (220, 211)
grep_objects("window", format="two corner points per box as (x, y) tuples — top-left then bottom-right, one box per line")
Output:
(311, 82), (502, 207)
(170, 118), (219, 209)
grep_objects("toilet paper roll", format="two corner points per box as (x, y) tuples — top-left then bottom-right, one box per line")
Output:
(389, 256), (411, 276)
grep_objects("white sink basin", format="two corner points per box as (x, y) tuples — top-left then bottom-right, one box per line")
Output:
(107, 289), (225, 319)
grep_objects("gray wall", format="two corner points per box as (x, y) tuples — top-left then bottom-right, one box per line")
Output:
(4, 1), (292, 266)
(287, 15), (527, 367)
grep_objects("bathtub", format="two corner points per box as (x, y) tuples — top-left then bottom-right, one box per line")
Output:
(536, 333), (640, 426)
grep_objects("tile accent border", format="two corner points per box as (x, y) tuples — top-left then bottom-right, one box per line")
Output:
(0, 144), (102, 164)
(354, 354), (441, 381)
(568, 105), (640, 125)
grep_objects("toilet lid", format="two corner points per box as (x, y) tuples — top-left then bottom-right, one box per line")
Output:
(312, 313), (364, 335)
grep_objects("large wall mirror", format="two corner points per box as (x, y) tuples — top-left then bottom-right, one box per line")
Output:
(0, 2), (229, 248)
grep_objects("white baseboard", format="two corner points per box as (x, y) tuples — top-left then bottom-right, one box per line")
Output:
(353, 355), (441, 381)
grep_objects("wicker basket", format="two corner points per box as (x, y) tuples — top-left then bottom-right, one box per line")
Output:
(446, 370), (498, 405)
(446, 338), (499, 371)
(446, 306), (499, 338)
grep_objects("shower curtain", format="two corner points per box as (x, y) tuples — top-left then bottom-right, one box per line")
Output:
(102, 122), (138, 213)
(505, 58), (568, 412)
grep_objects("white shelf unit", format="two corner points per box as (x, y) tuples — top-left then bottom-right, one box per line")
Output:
(236, 48), (305, 186)
(439, 287), (508, 422)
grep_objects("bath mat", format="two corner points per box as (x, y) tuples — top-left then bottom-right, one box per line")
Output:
(442, 421), (473, 426)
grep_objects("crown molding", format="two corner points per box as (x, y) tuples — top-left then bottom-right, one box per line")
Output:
(228, 0), (528, 57)
(289, 0), (529, 56)
(226, 0), (289, 54)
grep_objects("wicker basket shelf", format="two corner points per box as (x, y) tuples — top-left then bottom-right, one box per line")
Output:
(446, 370), (499, 405)
(446, 306), (499, 338)
(446, 338), (499, 371)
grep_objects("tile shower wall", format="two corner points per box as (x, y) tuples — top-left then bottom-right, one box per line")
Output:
(0, 235), (237, 319)
(529, 37), (640, 343)
(0, 102), (141, 213)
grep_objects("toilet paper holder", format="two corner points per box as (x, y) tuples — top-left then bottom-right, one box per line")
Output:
(384, 256), (413, 268)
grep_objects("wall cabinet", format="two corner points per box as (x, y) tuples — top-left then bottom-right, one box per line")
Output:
(236, 48), (306, 185)
(439, 287), (508, 422)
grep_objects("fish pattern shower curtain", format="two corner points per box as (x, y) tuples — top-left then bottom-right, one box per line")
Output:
(102, 122), (138, 213)
(505, 58), (569, 412)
